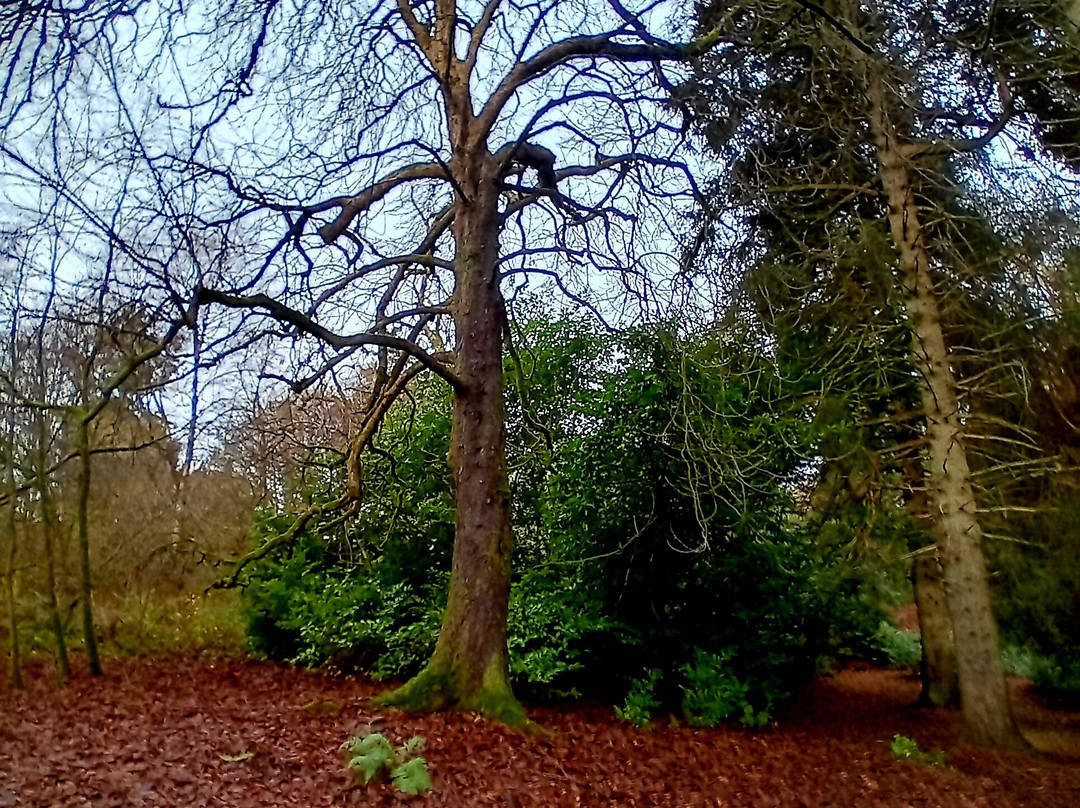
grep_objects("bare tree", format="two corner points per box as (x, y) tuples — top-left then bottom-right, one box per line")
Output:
(1, 412), (21, 689)
(1, 238), (26, 689)
(122, 0), (726, 721)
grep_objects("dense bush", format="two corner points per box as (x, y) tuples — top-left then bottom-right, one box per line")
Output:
(242, 316), (888, 719)
(243, 533), (444, 678)
(992, 492), (1080, 704)
(516, 322), (887, 718)
(871, 622), (923, 669)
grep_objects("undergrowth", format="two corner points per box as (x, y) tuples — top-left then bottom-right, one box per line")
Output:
(343, 732), (433, 794)
(98, 590), (246, 659)
(7, 589), (245, 662)
(872, 622), (922, 669)
(890, 734), (948, 767)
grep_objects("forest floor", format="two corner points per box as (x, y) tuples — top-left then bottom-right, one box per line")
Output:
(2, 657), (1079, 807)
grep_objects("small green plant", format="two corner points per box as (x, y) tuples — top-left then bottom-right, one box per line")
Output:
(872, 622), (922, 669)
(343, 732), (432, 794)
(1001, 643), (1039, 678)
(680, 649), (771, 728)
(616, 668), (663, 727)
(890, 734), (947, 767)
(738, 703), (772, 729)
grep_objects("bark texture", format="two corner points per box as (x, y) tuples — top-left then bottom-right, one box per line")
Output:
(913, 551), (960, 708)
(904, 458), (959, 708)
(3, 413), (23, 690)
(868, 70), (1026, 749)
(375, 167), (524, 725)
(75, 418), (102, 676)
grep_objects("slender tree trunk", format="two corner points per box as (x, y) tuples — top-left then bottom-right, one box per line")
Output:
(75, 416), (102, 676)
(35, 410), (70, 684)
(868, 72), (1026, 750)
(3, 411), (23, 690)
(376, 179), (524, 725)
(3, 503), (21, 691)
(903, 458), (959, 707)
(913, 551), (960, 707)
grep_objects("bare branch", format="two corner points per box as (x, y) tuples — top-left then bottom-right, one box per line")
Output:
(196, 287), (463, 390)
(479, 35), (684, 137)
(316, 162), (449, 244)
(465, 0), (504, 75)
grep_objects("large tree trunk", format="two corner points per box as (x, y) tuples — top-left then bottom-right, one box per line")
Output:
(375, 179), (525, 725)
(913, 550), (960, 707)
(903, 458), (959, 707)
(868, 73), (1026, 750)
(75, 417), (102, 676)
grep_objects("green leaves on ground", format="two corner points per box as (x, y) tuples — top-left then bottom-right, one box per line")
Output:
(890, 734), (947, 768)
(343, 732), (432, 794)
(392, 756), (434, 795)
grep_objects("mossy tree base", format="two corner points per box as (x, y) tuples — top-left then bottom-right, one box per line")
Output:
(374, 660), (529, 729)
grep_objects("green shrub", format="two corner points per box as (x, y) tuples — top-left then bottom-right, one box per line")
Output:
(288, 577), (443, 678)
(872, 621), (922, 669)
(616, 668), (663, 727)
(241, 317), (887, 720)
(1001, 643), (1039, 678)
(890, 734), (947, 767)
(244, 545), (621, 697)
(1001, 645), (1080, 706)
(507, 569), (625, 699)
(1031, 653), (1080, 707)
(242, 529), (444, 678)
(680, 648), (771, 728)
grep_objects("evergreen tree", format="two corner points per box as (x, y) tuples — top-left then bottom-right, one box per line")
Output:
(684, 0), (1079, 749)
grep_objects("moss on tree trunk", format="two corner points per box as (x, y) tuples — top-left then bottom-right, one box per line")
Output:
(376, 183), (525, 726)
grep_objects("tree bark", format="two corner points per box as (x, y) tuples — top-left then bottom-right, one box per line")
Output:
(375, 174), (525, 725)
(75, 417), (102, 676)
(903, 458), (959, 707)
(35, 410), (70, 685)
(3, 409), (23, 690)
(913, 551), (960, 707)
(868, 71), (1026, 750)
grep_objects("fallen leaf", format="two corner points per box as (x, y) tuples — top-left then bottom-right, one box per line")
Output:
(218, 750), (255, 762)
